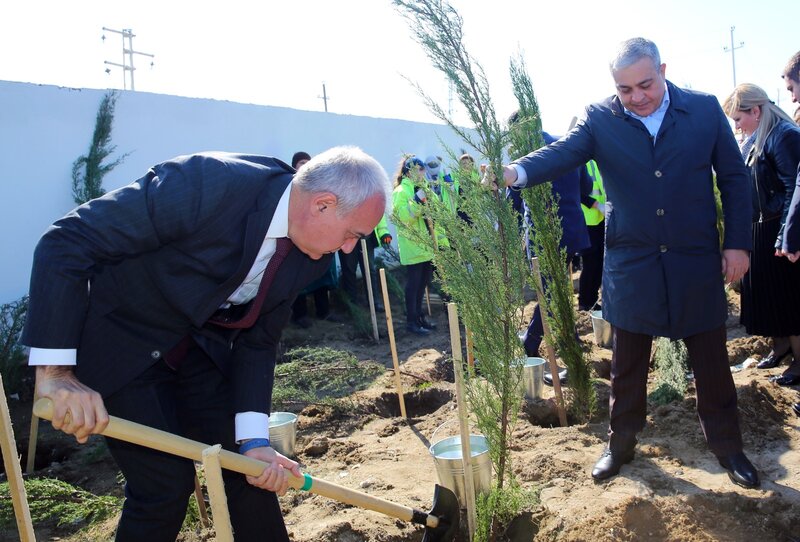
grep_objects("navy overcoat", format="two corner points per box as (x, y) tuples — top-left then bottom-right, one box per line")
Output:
(512, 82), (751, 338)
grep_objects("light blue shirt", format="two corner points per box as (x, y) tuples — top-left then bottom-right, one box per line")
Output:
(623, 85), (670, 143)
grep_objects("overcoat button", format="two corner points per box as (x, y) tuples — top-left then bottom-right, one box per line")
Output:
(660, 245), (667, 253)
(654, 170), (663, 178)
(151, 350), (161, 359)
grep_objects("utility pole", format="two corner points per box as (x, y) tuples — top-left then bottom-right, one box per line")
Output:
(102, 27), (155, 91)
(318, 82), (329, 112)
(723, 26), (744, 88)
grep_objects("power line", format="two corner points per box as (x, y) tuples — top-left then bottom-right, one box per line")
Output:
(102, 27), (155, 91)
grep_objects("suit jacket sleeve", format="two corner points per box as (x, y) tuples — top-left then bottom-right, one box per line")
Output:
(783, 164), (800, 253)
(511, 113), (596, 190)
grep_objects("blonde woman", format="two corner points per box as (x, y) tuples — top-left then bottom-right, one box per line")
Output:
(723, 83), (800, 382)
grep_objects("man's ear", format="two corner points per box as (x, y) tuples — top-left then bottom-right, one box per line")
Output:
(311, 192), (338, 215)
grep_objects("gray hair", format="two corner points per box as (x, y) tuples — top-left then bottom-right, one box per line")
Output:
(610, 37), (661, 72)
(292, 146), (391, 216)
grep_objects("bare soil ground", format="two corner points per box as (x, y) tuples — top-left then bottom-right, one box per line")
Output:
(2, 286), (799, 542)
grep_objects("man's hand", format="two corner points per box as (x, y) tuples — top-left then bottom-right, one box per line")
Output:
(778, 248), (800, 263)
(243, 446), (302, 495)
(721, 249), (750, 284)
(35, 366), (108, 444)
(480, 165), (518, 191)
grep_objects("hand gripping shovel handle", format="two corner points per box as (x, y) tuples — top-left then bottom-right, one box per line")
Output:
(32, 398), (447, 533)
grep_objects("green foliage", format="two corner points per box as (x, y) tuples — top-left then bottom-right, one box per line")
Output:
(71, 91), (128, 205)
(394, 1), (530, 512)
(649, 338), (689, 405)
(332, 289), (375, 339)
(0, 295), (29, 397)
(0, 478), (120, 529)
(713, 179), (725, 249)
(475, 481), (539, 542)
(510, 54), (596, 423)
(272, 347), (384, 410)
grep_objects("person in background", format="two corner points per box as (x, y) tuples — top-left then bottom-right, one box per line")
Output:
(578, 160), (606, 312)
(289, 151), (340, 328)
(392, 156), (440, 335)
(23, 146), (391, 540)
(490, 37), (758, 489)
(338, 214), (392, 312)
(505, 119), (590, 368)
(722, 84), (800, 383)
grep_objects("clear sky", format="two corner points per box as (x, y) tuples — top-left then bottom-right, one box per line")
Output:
(2, 0), (797, 136)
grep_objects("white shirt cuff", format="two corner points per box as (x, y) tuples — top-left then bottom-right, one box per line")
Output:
(235, 411), (270, 443)
(28, 348), (77, 365)
(512, 164), (528, 185)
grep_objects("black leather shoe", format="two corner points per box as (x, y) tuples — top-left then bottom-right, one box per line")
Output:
(792, 403), (800, 417)
(769, 374), (800, 386)
(418, 316), (437, 330)
(756, 350), (792, 369)
(591, 447), (635, 481)
(717, 452), (760, 489)
(406, 323), (431, 336)
(543, 368), (568, 386)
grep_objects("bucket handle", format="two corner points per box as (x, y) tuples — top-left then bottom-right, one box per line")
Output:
(431, 418), (479, 444)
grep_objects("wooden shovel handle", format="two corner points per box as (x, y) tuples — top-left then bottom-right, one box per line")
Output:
(32, 398), (438, 528)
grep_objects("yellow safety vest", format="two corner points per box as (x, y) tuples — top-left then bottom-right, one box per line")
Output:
(581, 160), (605, 226)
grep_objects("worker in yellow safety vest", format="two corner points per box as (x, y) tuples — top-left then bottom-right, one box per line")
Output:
(578, 160), (606, 311)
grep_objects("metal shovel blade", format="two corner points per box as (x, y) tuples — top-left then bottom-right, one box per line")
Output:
(421, 484), (460, 542)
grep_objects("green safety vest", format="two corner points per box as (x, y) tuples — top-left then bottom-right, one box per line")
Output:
(581, 160), (606, 226)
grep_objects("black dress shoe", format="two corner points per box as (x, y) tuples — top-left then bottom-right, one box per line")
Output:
(792, 403), (800, 417)
(543, 368), (568, 386)
(418, 316), (437, 330)
(717, 452), (760, 489)
(769, 374), (800, 386)
(591, 447), (635, 481)
(756, 350), (792, 369)
(406, 323), (431, 336)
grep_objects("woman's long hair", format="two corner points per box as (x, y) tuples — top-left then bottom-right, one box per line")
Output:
(723, 83), (794, 165)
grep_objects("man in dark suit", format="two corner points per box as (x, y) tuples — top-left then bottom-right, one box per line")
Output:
(22, 146), (391, 541)
(491, 38), (758, 488)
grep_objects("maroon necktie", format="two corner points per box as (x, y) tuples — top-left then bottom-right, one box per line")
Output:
(164, 237), (294, 370)
(209, 236), (294, 329)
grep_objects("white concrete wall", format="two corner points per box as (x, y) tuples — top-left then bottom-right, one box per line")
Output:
(0, 80), (476, 303)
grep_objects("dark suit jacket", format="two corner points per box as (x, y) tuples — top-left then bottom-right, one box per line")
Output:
(511, 82), (751, 339)
(22, 152), (331, 415)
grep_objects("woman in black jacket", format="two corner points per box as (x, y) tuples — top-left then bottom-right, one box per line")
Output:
(723, 83), (800, 383)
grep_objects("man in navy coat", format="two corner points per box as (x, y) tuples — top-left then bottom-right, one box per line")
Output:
(22, 146), (391, 540)
(494, 38), (758, 488)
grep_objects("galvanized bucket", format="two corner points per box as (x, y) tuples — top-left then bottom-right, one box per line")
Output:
(269, 412), (298, 457)
(591, 310), (612, 348)
(429, 434), (492, 508)
(522, 357), (546, 399)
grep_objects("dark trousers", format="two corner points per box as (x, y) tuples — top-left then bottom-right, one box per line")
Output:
(339, 242), (379, 304)
(104, 346), (288, 542)
(405, 261), (433, 324)
(578, 222), (605, 310)
(608, 325), (743, 456)
(292, 288), (330, 319)
(523, 253), (574, 357)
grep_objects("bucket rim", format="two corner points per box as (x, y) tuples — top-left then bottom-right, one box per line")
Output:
(269, 411), (298, 427)
(429, 434), (490, 457)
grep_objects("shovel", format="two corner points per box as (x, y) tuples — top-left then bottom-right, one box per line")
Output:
(33, 398), (459, 542)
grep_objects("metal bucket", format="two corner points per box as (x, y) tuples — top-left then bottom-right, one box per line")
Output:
(522, 357), (546, 399)
(269, 412), (298, 457)
(591, 310), (612, 348)
(429, 434), (492, 508)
